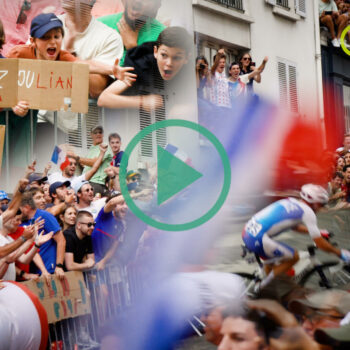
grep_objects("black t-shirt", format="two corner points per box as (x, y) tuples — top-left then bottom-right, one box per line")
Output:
(63, 227), (93, 265)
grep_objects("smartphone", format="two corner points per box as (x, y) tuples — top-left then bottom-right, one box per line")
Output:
(325, 11), (333, 15)
(250, 62), (256, 67)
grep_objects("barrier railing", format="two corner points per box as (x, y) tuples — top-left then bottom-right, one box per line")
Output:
(47, 263), (135, 349)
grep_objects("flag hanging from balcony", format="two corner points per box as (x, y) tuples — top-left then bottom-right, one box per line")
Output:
(51, 146), (70, 171)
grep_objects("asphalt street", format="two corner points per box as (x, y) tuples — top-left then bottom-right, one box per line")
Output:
(176, 205), (350, 349)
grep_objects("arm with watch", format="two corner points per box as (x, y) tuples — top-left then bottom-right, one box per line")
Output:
(53, 230), (66, 280)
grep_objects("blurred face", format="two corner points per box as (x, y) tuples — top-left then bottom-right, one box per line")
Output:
(109, 137), (121, 154)
(229, 64), (240, 79)
(201, 307), (224, 345)
(62, 206), (77, 226)
(54, 185), (68, 202)
(344, 136), (350, 149)
(42, 184), (52, 203)
(4, 214), (22, 233)
(301, 308), (342, 337)
(77, 215), (95, 236)
(337, 157), (345, 170)
(33, 191), (46, 210)
(124, 0), (160, 23)
(114, 201), (128, 220)
(218, 317), (266, 350)
(91, 129), (103, 145)
(154, 44), (188, 81)
(78, 184), (94, 204)
(344, 152), (350, 165)
(61, 0), (92, 14)
(217, 58), (226, 73)
(241, 54), (252, 68)
(0, 199), (9, 206)
(32, 28), (63, 61)
(65, 157), (77, 177)
(332, 176), (343, 189)
(345, 167), (350, 182)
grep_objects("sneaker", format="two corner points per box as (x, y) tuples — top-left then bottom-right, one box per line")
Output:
(332, 38), (340, 47)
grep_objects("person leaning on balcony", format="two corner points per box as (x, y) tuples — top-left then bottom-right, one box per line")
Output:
(59, 0), (124, 98)
(319, 0), (348, 47)
(98, 0), (165, 66)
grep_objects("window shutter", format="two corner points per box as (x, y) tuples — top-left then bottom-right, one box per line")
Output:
(288, 65), (299, 113)
(265, 0), (277, 5)
(295, 0), (306, 17)
(278, 61), (288, 109)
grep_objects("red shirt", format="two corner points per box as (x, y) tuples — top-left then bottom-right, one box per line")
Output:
(9, 227), (33, 274)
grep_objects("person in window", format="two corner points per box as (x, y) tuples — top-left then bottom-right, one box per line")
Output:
(239, 52), (267, 95)
(195, 55), (210, 100)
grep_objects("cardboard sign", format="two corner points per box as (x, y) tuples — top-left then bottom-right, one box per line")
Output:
(0, 58), (89, 113)
(22, 271), (91, 323)
(0, 125), (5, 175)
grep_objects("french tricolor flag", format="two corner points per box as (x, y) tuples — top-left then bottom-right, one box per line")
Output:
(165, 144), (192, 166)
(51, 146), (70, 171)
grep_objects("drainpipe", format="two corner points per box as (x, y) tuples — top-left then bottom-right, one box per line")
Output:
(314, 0), (326, 146)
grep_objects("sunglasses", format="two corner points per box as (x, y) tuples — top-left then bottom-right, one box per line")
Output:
(242, 57), (251, 61)
(80, 222), (96, 228)
(16, 0), (31, 25)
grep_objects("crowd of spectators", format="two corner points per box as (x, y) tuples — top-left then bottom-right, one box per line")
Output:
(319, 0), (350, 47)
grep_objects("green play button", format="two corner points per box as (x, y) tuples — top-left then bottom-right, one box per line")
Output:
(157, 146), (203, 205)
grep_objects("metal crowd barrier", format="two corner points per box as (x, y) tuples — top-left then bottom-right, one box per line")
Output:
(47, 263), (138, 350)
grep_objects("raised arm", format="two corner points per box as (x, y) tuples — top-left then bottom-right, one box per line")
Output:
(82, 144), (108, 180)
(248, 56), (268, 83)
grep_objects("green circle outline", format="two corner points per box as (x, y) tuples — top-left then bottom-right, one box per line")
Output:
(119, 119), (231, 231)
(340, 25), (350, 56)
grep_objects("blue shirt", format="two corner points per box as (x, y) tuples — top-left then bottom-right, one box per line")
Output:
(22, 209), (61, 274)
(112, 151), (124, 167)
(91, 207), (124, 262)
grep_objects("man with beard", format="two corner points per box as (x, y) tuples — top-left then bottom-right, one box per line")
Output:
(20, 192), (66, 279)
(98, 0), (165, 66)
(48, 143), (107, 189)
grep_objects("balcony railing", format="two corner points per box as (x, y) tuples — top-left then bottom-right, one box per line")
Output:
(276, 0), (289, 9)
(211, 0), (244, 11)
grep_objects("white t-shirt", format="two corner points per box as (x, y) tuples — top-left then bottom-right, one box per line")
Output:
(48, 172), (86, 190)
(58, 14), (123, 66)
(78, 198), (106, 219)
(0, 235), (15, 281)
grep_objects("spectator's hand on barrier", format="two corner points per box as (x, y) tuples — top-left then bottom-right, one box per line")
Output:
(24, 273), (40, 281)
(41, 270), (52, 287)
(54, 266), (65, 280)
(12, 101), (29, 117)
(117, 17), (139, 50)
(35, 230), (54, 247)
(113, 58), (137, 87)
(84, 258), (95, 269)
(140, 94), (163, 112)
(95, 259), (106, 271)
(341, 249), (350, 263)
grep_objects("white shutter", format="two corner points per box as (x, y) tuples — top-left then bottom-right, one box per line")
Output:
(139, 93), (167, 160)
(278, 61), (288, 109)
(295, 0), (306, 17)
(266, 0), (277, 5)
(288, 65), (299, 113)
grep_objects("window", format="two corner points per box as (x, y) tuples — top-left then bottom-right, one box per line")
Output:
(344, 85), (350, 133)
(210, 0), (244, 11)
(277, 59), (299, 113)
(276, 0), (289, 9)
(66, 103), (99, 152)
(139, 92), (167, 160)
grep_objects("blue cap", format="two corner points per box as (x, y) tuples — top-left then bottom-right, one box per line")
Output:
(49, 181), (71, 197)
(0, 191), (10, 201)
(30, 13), (63, 39)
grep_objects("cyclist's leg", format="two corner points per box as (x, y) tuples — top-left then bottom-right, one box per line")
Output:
(260, 236), (299, 288)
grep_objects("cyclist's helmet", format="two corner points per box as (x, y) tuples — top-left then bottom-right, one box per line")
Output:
(300, 184), (329, 204)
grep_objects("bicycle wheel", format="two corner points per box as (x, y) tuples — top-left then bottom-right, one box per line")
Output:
(299, 262), (350, 289)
